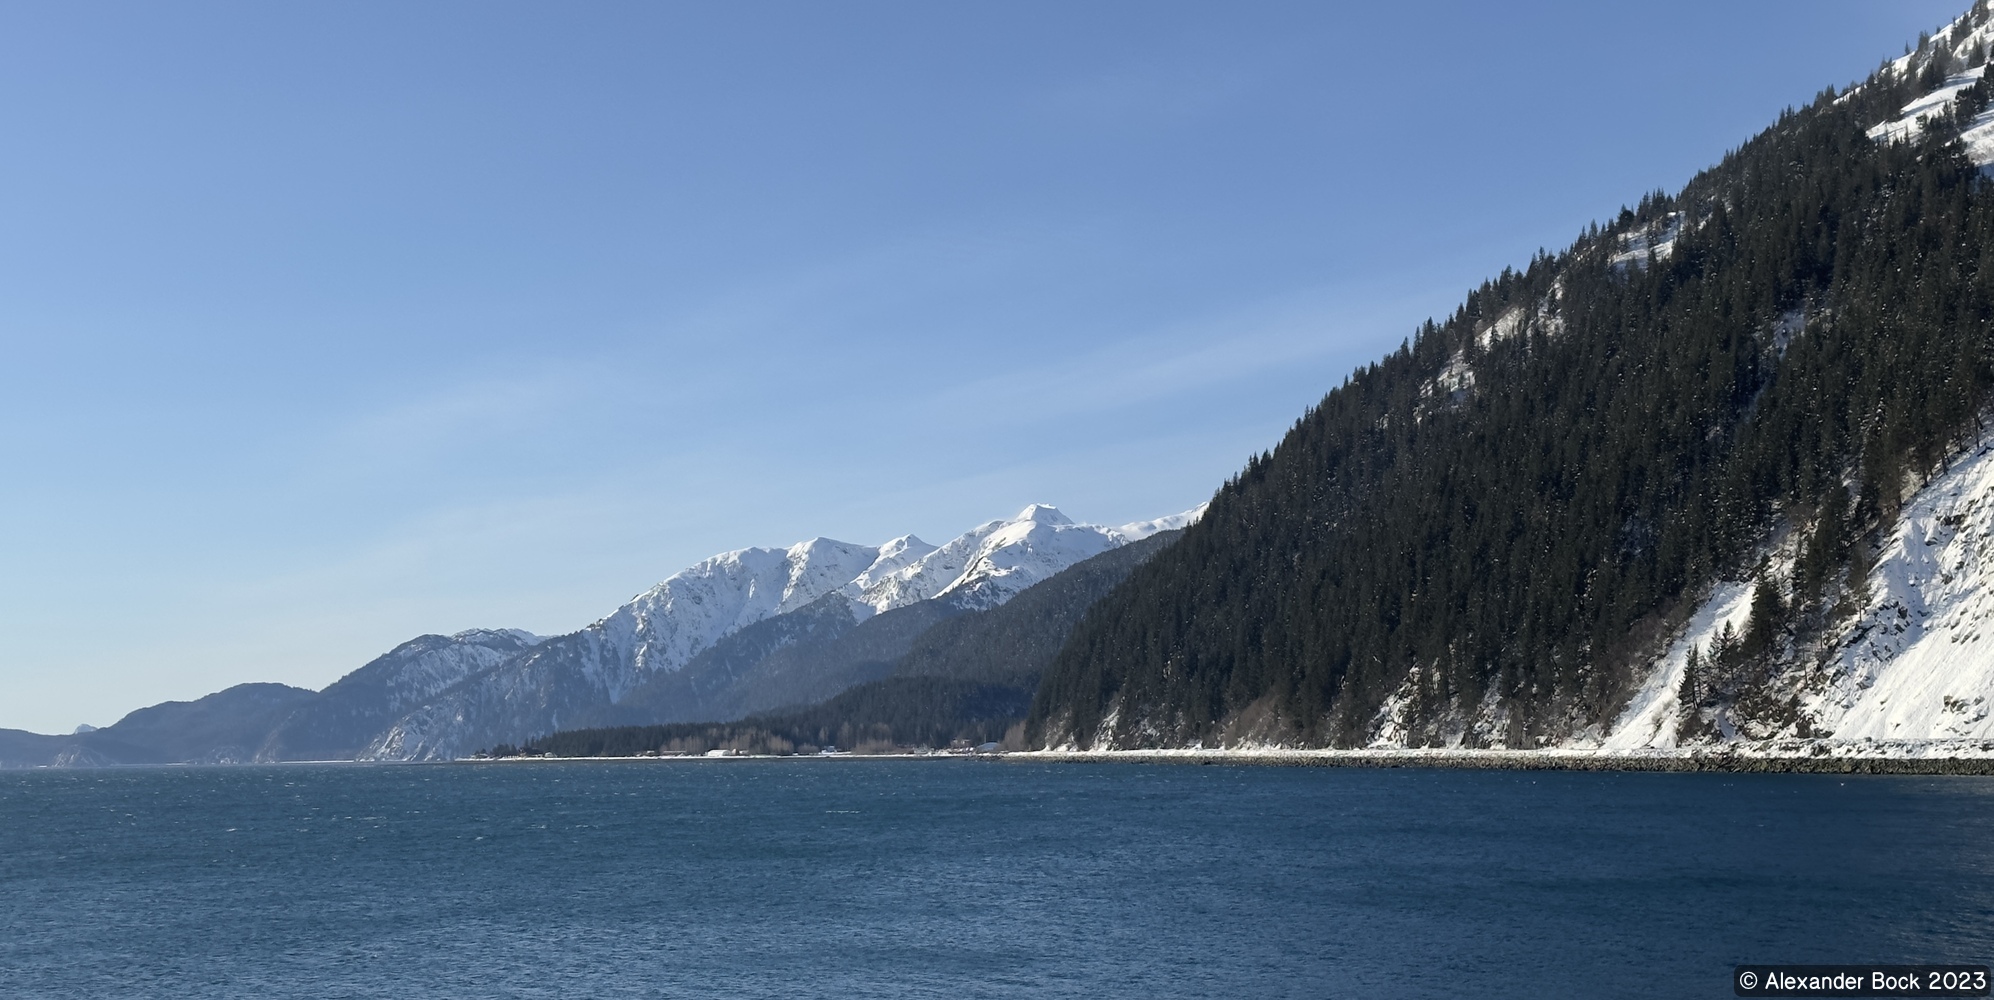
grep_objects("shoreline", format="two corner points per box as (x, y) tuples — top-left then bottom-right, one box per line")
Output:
(1004, 746), (1994, 775)
(458, 739), (1994, 775)
(12, 745), (1994, 774)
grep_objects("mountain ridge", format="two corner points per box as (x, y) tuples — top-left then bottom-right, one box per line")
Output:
(361, 502), (1200, 760)
(0, 502), (1200, 767)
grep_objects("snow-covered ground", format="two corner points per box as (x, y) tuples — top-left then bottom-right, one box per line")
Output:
(1960, 102), (1994, 167)
(1863, 9), (1994, 168)
(1804, 439), (1994, 740)
(1610, 213), (1682, 269)
(1583, 430), (1994, 753)
(1598, 580), (1757, 751)
(1416, 284), (1568, 422)
(1866, 66), (1987, 146)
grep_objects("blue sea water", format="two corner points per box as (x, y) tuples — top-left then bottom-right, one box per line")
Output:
(0, 760), (1990, 999)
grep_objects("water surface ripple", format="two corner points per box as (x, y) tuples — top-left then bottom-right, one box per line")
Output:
(1, 761), (1989, 998)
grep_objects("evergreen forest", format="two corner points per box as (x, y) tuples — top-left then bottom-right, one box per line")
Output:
(1030, 19), (1994, 749)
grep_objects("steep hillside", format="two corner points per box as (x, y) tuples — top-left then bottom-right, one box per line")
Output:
(1032, 5), (1994, 751)
(255, 629), (543, 761)
(95, 683), (318, 763)
(1596, 427), (1994, 752)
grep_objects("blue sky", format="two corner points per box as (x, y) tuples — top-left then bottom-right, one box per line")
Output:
(0, 1), (1962, 733)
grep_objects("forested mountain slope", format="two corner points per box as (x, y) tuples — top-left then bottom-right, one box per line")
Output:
(256, 629), (543, 761)
(1032, 6), (1994, 751)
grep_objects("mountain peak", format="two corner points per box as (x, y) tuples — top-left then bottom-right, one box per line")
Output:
(877, 534), (931, 557)
(1011, 503), (1072, 526)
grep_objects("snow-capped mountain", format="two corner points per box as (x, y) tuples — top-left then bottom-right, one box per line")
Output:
(849, 503), (1200, 613)
(360, 503), (1202, 760)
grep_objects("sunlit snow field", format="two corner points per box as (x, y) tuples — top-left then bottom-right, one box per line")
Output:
(1, 761), (1989, 999)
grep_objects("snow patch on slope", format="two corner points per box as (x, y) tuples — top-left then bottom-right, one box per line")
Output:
(1804, 438), (1994, 739)
(1868, 67), (1986, 146)
(1422, 351), (1476, 410)
(1878, 10), (1993, 92)
(1366, 666), (1427, 748)
(1600, 581), (1757, 750)
(1611, 213), (1682, 270)
(1420, 284), (1567, 421)
(1598, 426), (1994, 750)
(1771, 308), (1805, 357)
(367, 628), (544, 714)
(1477, 307), (1526, 350)
(1960, 98), (1994, 167)
(1472, 284), (1566, 353)
(1863, 8), (1994, 167)
(1365, 671), (1509, 750)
